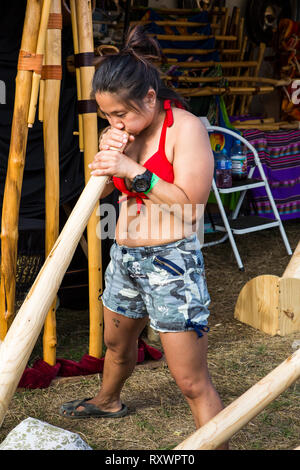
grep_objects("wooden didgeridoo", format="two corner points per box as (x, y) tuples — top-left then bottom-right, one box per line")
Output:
(42, 0), (62, 366)
(70, 0), (84, 152)
(175, 347), (300, 450)
(0, 0), (42, 340)
(75, 0), (103, 359)
(0, 174), (108, 427)
(27, 0), (52, 127)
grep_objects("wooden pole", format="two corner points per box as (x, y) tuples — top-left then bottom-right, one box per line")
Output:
(0, 0), (42, 340)
(229, 18), (245, 116)
(233, 118), (275, 124)
(38, 64), (45, 122)
(130, 20), (219, 28)
(42, 0), (62, 366)
(162, 48), (216, 55)
(163, 60), (258, 68)
(175, 347), (300, 450)
(27, 0), (52, 128)
(70, 0), (84, 152)
(245, 42), (266, 113)
(220, 5), (229, 54)
(148, 34), (237, 41)
(0, 175), (108, 427)
(173, 86), (274, 97)
(63, 204), (88, 259)
(163, 75), (287, 86)
(233, 122), (300, 131)
(74, 0), (103, 359)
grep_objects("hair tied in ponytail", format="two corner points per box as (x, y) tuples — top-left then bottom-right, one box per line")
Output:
(120, 46), (139, 58)
(91, 24), (187, 110)
(124, 25), (162, 63)
(95, 45), (119, 57)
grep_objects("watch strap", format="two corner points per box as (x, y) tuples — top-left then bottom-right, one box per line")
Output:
(143, 173), (160, 195)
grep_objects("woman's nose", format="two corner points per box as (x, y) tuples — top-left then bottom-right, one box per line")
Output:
(111, 118), (125, 129)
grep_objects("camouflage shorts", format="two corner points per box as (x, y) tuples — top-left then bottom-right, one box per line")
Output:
(102, 235), (210, 337)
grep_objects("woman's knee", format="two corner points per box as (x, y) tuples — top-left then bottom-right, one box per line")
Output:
(174, 373), (212, 400)
(104, 332), (137, 361)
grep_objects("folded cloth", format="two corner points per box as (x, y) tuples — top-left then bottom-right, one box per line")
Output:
(18, 339), (163, 389)
(0, 417), (92, 450)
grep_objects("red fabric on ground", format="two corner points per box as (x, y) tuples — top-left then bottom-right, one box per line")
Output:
(55, 354), (105, 378)
(18, 339), (163, 389)
(18, 360), (61, 389)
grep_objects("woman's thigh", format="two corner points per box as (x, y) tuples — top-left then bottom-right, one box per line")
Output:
(103, 306), (149, 352)
(159, 330), (210, 383)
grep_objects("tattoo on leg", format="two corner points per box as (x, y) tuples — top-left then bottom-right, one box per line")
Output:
(113, 318), (120, 328)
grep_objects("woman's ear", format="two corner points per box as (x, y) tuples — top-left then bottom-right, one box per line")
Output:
(144, 88), (157, 109)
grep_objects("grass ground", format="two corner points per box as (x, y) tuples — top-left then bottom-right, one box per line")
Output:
(0, 218), (299, 450)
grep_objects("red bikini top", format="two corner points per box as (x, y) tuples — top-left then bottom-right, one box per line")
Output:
(112, 99), (178, 213)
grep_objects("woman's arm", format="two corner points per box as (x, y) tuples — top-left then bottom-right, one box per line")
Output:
(126, 115), (214, 221)
(144, 116), (213, 204)
(89, 115), (214, 217)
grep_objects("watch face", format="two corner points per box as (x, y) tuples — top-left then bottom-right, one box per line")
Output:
(135, 179), (149, 192)
(132, 171), (152, 192)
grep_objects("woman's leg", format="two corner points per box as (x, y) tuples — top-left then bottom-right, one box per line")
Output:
(159, 329), (228, 449)
(78, 307), (148, 413)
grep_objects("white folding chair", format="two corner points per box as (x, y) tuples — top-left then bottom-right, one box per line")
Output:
(200, 121), (292, 270)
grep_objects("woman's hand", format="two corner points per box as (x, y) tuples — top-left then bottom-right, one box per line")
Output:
(89, 149), (143, 180)
(99, 127), (134, 151)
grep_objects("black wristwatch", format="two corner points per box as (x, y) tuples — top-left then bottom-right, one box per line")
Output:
(131, 169), (153, 193)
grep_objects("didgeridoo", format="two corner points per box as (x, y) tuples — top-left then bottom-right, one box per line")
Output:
(0, 132), (129, 427)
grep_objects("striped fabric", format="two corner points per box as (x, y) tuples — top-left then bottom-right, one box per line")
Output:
(243, 129), (300, 220)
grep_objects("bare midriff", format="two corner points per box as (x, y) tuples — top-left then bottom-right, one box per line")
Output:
(115, 197), (196, 247)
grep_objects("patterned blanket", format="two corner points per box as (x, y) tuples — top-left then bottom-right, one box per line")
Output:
(243, 129), (300, 220)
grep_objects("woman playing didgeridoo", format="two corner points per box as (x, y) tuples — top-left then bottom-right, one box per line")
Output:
(60, 26), (227, 449)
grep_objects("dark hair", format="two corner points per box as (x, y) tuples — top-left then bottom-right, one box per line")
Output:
(91, 26), (187, 110)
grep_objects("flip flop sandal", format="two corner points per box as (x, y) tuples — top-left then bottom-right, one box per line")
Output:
(60, 397), (93, 412)
(59, 398), (128, 419)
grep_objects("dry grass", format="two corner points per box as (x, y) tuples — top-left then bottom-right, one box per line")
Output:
(0, 219), (299, 450)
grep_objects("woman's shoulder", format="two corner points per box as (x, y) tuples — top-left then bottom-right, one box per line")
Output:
(172, 106), (208, 134)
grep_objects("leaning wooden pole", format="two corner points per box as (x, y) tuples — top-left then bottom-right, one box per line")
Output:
(245, 42), (266, 113)
(0, 175), (108, 427)
(175, 347), (300, 450)
(42, 0), (62, 366)
(74, 0), (104, 359)
(0, 0), (42, 340)
(70, 0), (84, 152)
(27, 0), (52, 128)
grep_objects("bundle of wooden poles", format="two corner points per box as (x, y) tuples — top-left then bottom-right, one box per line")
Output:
(132, 5), (296, 121)
(0, 0), (103, 365)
